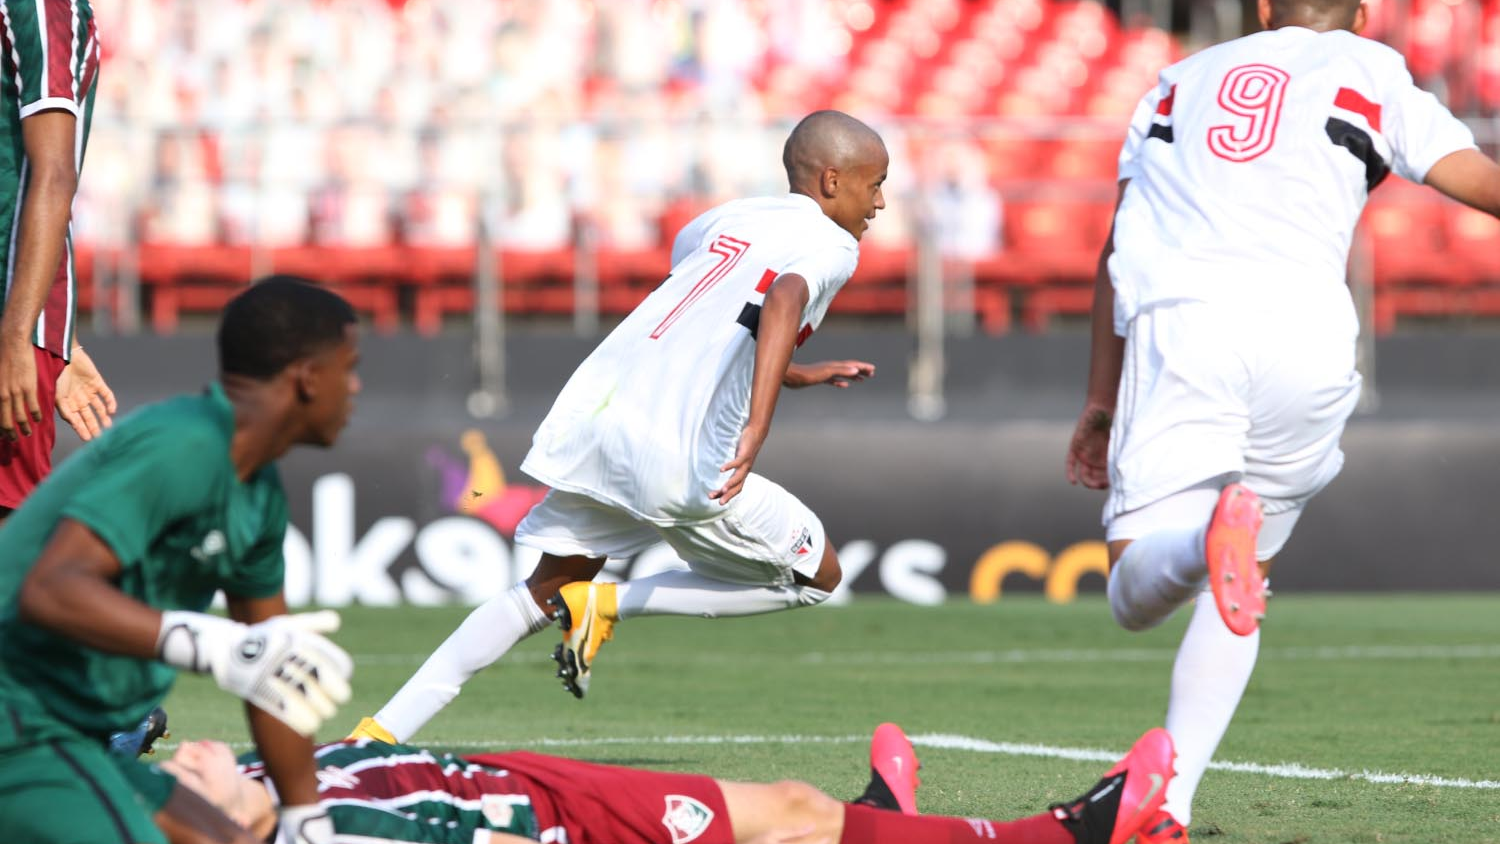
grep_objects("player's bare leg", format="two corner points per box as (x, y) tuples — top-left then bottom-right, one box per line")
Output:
(720, 727), (1174, 844)
(354, 553), (605, 740)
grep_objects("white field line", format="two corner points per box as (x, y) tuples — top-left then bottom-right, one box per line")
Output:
(351, 643), (1500, 667)
(176, 732), (1500, 791)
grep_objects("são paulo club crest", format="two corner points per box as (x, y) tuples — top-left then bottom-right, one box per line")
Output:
(661, 794), (716, 844)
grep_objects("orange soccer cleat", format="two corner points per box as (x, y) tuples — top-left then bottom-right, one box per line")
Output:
(1204, 483), (1266, 636)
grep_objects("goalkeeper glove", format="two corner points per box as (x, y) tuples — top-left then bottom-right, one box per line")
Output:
(156, 610), (353, 737)
(280, 804), (335, 844)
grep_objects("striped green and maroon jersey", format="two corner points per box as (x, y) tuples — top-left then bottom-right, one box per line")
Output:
(240, 741), (542, 842)
(0, 0), (99, 360)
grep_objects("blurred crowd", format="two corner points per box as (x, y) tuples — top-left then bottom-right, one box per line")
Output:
(76, 0), (1495, 262)
(78, 0), (1180, 258)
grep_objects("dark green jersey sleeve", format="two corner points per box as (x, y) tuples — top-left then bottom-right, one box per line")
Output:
(219, 466), (287, 601)
(58, 419), (228, 569)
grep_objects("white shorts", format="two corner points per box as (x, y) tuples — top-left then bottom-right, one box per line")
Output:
(1105, 297), (1362, 534)
(1106, 474), (1303, 561)
(513, 473), (827, 587)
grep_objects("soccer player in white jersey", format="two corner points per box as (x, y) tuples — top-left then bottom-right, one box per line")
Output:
(1065, 0), (1500, 840)
(350, 111), (885, 743)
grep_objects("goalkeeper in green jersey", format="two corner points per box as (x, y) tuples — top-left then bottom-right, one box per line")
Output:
(0, 277), (361, 844)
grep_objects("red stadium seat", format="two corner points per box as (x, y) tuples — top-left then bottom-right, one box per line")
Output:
(407, 245), (578, 335)
(136, 244), (253, 333)
(1363, 196), (1460, 287)
(1041, 136), (1121, 182)
(976, 196), (1113, 331)
(832, 246), (910, 316)
(1446, 203), (1500, 284)
(266, 246), (400, 334)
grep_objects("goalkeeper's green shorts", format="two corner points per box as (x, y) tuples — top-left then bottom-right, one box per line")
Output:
(0, 734), (174, 844)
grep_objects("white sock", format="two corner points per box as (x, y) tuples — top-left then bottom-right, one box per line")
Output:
(1161, 592), (1261, 825)
(616, 570), (831, 619)
(1107, 524), (1207, 631)
(374, 583), (551, 741)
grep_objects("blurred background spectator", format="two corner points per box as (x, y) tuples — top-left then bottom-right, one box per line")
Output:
(79, 0), (1500, 335)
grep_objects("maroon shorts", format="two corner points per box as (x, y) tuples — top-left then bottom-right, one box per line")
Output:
(468, 751), (735, 844)
(0, 346), (66, 509)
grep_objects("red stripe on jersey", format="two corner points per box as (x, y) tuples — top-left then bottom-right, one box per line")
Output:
(42, 240), (68, 352)
(795, 324), (812, 348)
(1156, 85), (1176, 116)
(1334, 87), (1381, 132)
(44, 0), (75, 99)
(650, 234), (749, 339)
(755, 268), (777, 294)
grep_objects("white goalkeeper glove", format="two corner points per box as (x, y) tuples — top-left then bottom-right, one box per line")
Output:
(156, 610), (353, 737)
(280, 804), (335, 844)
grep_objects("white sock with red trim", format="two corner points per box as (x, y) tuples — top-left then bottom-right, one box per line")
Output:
(373, 583), (550, 741)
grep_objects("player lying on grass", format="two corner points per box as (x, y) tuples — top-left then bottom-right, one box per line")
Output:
(0, 278), (360, 844)
(157, 724), (1175, 844)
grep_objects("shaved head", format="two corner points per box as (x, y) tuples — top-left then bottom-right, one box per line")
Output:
(783, 110), (886, 193)
(1264, 0), (1364, 31)
(782, 110), (889, 240)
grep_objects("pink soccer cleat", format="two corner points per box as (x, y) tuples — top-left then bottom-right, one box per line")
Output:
(1051, 727), (1176, 844)
(865, 722), (921, 815)
(1204, 483), (1266, 636)
(1136, 810), (1190, 842)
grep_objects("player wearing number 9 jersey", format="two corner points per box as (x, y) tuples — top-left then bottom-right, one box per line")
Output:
(1065, 1), (1500, 840)
(349, 111), (885, 746)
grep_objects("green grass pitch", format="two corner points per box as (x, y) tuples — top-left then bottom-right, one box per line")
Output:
(162, 595), (1500, 843)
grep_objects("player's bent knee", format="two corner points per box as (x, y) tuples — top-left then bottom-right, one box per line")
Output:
(1107, 574), (1164, 633)
(771, 780), (842, 825)
(794, 585), (833, 607)
(803, 543), (842, 592)
(1110, 601), (1158, 632)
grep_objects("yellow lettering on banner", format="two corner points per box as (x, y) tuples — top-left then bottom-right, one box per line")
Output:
(969, 541), (1050, 604)
(1044, 542), (1110, 603)
(969, 540), (1112, 604)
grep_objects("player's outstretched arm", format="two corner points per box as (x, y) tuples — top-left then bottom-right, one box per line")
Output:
(1067, 182), (1129, 490)
(713, 272), (809, 505)
(1423, 149), (1500, 218)
(784, 360), (875, 388)
(227, 593), (341, 844)
(18, 519), (352, 739)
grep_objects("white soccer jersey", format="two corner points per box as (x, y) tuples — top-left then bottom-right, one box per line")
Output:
(521, 193), (858, 525)
(1110, 26), (1477, 334)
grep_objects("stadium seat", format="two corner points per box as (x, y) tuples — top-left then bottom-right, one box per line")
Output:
(1363, 195), (1460, 287)
(1446, 203), (1500, 284)
(407, 246), (579, 335)
(137, 244), (253, 333)
(832, 246), (911, 316)
(268, 246), (401, 334)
